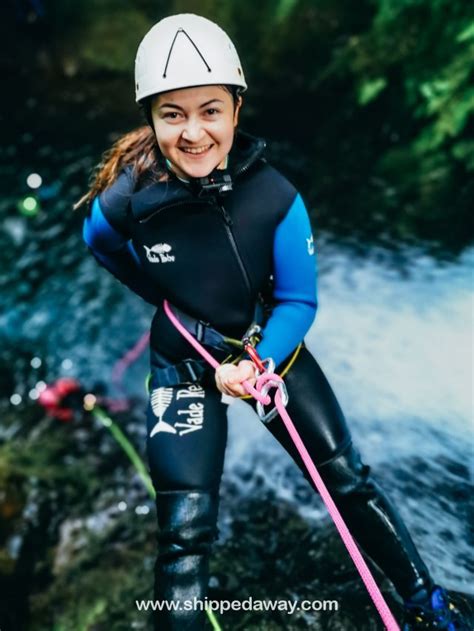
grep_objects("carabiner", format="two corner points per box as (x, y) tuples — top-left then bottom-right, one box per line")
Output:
(242, 323), (262, 341)
(255, 357), (275, 377)
(243, 341), (266, 372)
(256, 378), (289, 424)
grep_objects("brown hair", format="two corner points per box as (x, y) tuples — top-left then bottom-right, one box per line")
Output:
(73, 122), (165, 211)
(74, 85), (243, 211)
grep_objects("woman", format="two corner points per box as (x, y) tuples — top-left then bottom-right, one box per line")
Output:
(78, 14), (469, 631)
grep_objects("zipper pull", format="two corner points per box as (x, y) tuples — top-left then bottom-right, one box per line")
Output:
(219, 205), (233, 226)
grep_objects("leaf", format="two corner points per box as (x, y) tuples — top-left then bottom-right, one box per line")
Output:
(358, 77), (387, 105)
(457, 22), (474, 43)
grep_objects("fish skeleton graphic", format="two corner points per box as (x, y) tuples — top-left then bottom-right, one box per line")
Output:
(144, 243), (175, 263)
(149, 387), (177, 436)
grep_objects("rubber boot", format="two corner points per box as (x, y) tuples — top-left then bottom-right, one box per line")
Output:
(153, 489), (220, 631)
(314, 442), (435, 600)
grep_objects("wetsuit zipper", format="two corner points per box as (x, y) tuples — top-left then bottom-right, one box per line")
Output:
(210, 137), (264, 299)
(138, 197), (252, 298)
(216, 204), (253, 298)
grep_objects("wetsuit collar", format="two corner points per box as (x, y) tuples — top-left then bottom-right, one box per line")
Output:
(164, 130), (266, 198)
(228, 130), (267, 178)
(130, 130), (266, 220)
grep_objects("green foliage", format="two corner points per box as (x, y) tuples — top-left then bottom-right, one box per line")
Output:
(276, 0), (300, 21)
(30, 545), (154, 631)
(80, 9), (152, 72)
(0, 404), (156, 631)
(279, 0), (474, 246)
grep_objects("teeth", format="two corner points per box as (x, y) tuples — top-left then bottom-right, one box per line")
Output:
(181, 145), (212, 155)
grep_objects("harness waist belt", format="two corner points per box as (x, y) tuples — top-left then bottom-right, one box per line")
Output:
(149, 303), (265, 388)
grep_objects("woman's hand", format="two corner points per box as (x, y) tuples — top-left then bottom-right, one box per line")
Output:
(215, 360), (257, 397)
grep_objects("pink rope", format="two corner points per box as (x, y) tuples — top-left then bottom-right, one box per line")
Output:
(112, 331), (150, 392)
(163, 300), (400, 630)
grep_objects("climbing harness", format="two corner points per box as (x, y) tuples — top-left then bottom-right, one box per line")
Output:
(146, 302), (264, 390)
(163, 298), (401, 631)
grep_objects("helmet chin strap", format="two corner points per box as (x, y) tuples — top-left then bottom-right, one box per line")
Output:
(165, 155), (229, 179)
(165, 158), (191, 183)
(165, 155), (233, 197)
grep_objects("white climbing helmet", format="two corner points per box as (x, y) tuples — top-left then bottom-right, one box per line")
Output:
(134, 13), (247, 103)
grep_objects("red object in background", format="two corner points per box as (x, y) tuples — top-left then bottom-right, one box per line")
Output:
(38, 377), (83, 422)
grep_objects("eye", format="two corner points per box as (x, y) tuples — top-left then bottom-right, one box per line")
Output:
(206, 108), (220, 116)
(163, 112), (180, 120)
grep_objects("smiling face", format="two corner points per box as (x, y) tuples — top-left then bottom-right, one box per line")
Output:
(151, 85), (242, 180)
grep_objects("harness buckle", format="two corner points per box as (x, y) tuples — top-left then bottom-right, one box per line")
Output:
(195, 320), (209, 343)
(194, 172), (233, 197)
(182, 359), (199, 382)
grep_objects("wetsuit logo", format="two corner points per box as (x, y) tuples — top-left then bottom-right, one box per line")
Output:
(150, 387), (176, 435)
(306, 235), (315, 255)
(144, 243), (176, 263)
(149, 384), (205, 437)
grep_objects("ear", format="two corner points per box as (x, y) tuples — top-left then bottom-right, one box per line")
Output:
(233, 96), (243, 127)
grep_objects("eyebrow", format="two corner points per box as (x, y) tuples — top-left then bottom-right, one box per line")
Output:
(158, 98), (224, 110)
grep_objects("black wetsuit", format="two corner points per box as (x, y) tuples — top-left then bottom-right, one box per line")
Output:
(83, 131), (434, 629)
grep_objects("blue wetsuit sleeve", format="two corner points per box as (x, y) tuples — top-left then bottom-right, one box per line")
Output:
(255, 193), (317, 367)
(83, 196), (128, 253)
(83, 197), (161, 306)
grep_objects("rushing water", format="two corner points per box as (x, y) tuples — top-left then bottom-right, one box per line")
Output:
(224, 240), (473, 595)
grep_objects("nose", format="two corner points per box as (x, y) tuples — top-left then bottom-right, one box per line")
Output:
(181, 117), (204, 143)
